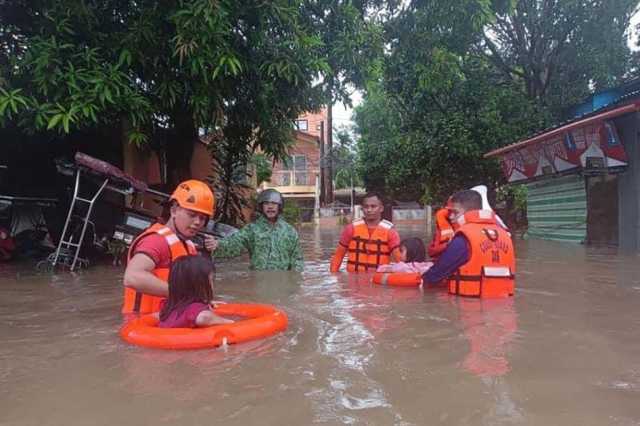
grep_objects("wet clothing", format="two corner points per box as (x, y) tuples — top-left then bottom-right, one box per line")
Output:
(428, 208), (455, 259)
(422, 235), (470, 284)
(331, 220), (400, 272)
(338, 222), (401, 250)
(131, 233), (173, 269)
(377, 261), (433, 274)
(122, 223), (198, 314)
(447, 210), (515, 298)
(158, 302), (210, 328)
(213, 215), (303, 272)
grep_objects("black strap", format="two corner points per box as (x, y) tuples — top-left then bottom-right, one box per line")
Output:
(354, 236), (362, 271)
(133, 291), (142, 313)
(375, 239), (381, 266)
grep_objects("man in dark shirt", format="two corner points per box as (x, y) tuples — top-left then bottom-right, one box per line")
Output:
(422, 190), (482, 285)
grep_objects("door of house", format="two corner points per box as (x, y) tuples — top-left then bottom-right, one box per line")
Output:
(586, 174), (619, 245)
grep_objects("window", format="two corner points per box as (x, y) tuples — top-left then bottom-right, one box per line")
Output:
(295, 119), (308, 131)
(280, 155), (307, 185)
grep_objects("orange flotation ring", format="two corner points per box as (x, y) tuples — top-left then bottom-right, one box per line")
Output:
(372, 272), (422, 287)
(120, 303), (288, 350)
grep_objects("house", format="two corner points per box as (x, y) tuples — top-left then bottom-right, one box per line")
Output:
(484, 80), (640, 249)
(260, 108), (329, 220)
(123, 109), (329, 222)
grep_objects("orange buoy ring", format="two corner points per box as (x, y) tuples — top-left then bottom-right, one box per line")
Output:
(120, 303), (288, 350)
(372, 272), (422, 287)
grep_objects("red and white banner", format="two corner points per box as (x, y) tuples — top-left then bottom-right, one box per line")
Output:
(500, 121), (628, 183)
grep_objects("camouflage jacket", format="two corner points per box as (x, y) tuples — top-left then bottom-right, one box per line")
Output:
(212, 215), (304, 271)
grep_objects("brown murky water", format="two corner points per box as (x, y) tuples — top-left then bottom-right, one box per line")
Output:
(2, 224), (640, 425)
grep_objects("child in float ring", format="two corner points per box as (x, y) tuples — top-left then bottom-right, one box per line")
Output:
(376, 237), (433, 274)
(158, 256), (233, 328)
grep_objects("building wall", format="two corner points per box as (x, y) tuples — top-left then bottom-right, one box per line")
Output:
(295, 108), (328, 142)
(270, 137), (320, 187)
(124, 140), (256, 223)
(615, 112), (640, 251)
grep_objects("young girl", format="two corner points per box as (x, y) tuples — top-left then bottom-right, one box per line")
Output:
(158, 255), (233, 328)
(377, 237), (433, 274)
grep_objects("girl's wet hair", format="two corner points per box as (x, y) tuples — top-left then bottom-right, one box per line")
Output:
(401, 237), (426, 263)
(159, 255), (215, 321)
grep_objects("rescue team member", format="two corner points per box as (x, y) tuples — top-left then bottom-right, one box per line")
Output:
(427, 186), (508, 260)
(330, 192), (401, 272)
(206, 189), (303, 272)
(427, 197), (455, 259)
(422, 190), (515, 297)
(122, 180), (216, 314)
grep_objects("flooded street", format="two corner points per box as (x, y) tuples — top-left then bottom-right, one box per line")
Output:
(2, 224), (640, 425)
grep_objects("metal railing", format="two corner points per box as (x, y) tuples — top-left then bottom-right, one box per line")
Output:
(269, 169), (319, 187)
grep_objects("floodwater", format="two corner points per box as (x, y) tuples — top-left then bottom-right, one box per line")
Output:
(2, 225), (640, 426)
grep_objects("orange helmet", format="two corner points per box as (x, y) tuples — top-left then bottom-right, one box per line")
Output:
(170, 180), (215, 217)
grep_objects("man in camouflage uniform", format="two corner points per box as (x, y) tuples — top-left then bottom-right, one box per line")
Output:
(206, 189), (304, 271)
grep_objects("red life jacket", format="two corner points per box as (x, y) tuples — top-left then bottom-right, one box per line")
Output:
(121, 223), (197, 314)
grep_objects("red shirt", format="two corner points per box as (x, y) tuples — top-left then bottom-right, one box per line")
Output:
(339, 222), (401, 252)
(131, 233), (172, 268)
(158, 302), (210, 328)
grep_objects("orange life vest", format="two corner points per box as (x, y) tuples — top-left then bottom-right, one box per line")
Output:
(448, 210), (515, 298)
(346, 219), (394, 272)
(122, 223), (198, 314)
(428, 208), (456, 258)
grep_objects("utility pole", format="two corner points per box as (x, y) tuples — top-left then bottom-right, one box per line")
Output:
(318, 121), (326, 206)
(326, 106), (334, 204)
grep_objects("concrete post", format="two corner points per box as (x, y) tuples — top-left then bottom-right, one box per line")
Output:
(314, 173), (320, 224)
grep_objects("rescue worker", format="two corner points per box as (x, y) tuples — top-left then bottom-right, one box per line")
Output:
(330, 192), (401, 272)
(427, 197), (456, 259)
(422, 190), (515, 298)
(206, 189), (303, 272)
(428, 186), (508, 260)
(122, 180), (216, 314)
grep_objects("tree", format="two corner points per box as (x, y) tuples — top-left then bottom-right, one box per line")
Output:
(251, 153), (272, 187)
(331, 125), (362, 190)
(355, 0), (636, 204)
(299, 0), (384, 202)
(355, 1), (547, 203)
(0, 1), (327, 187)
(483, 0), (638, 116)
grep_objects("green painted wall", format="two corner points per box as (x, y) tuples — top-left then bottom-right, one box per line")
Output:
(526, 174), (586, 243)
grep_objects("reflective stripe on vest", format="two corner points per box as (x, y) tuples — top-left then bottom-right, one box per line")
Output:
(122, 223), (197, 314)
(347, 219), (393, 272)
(448, 210), (515, 298)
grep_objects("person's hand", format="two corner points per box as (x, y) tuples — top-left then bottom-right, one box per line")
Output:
(209, 299), (227, 309)
(204, 234), (219, 252)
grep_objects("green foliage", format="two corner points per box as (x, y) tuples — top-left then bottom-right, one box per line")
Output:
(331, 126), (362, 190)
(299, 1), (384, 106)
(484, 0), (637, 116)
(251, 153), (273, 186)
(355, 0), (634, 204)
(0, 0), (332, 185)
(282, 202), (301, 225)
(208, 135), (254, 228)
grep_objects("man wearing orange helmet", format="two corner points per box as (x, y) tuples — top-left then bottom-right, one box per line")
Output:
(122, 180), (216, 315)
